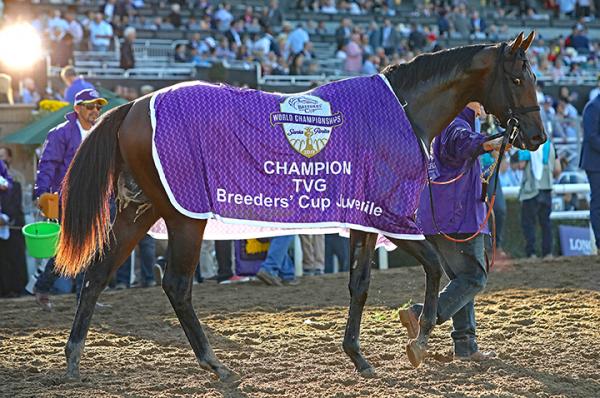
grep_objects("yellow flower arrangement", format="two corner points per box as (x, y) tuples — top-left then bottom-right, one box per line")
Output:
(39, 99), (69, 112)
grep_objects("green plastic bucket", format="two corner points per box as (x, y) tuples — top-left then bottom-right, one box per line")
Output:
(22, 222), (61, 259)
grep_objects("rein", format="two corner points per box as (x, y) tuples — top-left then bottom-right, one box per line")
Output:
(424, 120), (517, 271)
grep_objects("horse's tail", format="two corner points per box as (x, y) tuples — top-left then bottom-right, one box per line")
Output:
(55, 102), (134, 277)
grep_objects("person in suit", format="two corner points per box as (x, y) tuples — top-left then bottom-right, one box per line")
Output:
(379, 18), (399, 55)
(581, 93), (600, 252)
(334, 18), (352, 49)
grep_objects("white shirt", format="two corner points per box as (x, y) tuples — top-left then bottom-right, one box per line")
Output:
(48, 16), (69, 32)
(215, 8), (233, 31)
(103, 3), (115, 19)
(89, 20), (113, 47)
(68, 20), (83, 44)
(77, 120), (91, 141)
(558, 0), (576, 13)
(253, 35), (272, 56)
(287, 27), (310, 54)
(229, 29), (241, 47)
(0, 213), (9, 240)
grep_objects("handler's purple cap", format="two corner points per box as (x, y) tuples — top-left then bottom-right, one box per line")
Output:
(74, 89), (108, 106)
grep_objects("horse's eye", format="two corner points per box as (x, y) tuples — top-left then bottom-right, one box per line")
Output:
(513, 78), (521, 85)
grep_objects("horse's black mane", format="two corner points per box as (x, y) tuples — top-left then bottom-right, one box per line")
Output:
(382, 44), (491, 93)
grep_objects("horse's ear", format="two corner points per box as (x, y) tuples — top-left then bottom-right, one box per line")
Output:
(509, 32), (524, 54)
(521, 31), (535, 53)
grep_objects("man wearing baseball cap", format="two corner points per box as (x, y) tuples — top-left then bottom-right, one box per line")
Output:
(33, 88), (107, 311)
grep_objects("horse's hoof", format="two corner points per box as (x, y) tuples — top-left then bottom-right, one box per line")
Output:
(406, 340), (426, 368)
(61, 372), (81, 383)
(219, 369), (241, 385)
(63, 371), (81, 382)
(358, 366), (377, 378)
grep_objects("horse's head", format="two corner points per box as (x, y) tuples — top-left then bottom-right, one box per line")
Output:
(483, 32), (546, 151)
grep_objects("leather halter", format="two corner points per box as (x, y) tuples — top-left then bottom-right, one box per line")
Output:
(484, 42), (540, 144)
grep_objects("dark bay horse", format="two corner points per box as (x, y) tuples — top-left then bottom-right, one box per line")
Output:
(55, 32), (545, 381)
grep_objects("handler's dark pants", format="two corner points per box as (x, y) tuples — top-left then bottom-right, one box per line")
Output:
(520, 190), (553, 257)
(587, 171), (600, 250)
(324, 234), (350, 273)
(115, 234), (156, 287)
(215, 240), (233, 282)
(34, 257), (84, 297)
(412, 234), (487, 357)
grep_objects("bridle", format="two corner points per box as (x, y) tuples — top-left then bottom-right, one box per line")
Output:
(483, 42), (540, 149)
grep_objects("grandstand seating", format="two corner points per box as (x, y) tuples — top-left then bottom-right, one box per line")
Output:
(7, 0), (600, 95)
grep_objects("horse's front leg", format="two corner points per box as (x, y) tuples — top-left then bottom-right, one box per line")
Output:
(390, 238), (442, 368)
(342, 230), (377, 377)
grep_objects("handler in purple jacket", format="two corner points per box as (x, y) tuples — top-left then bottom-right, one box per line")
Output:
(33, 89), (107, 311)
(399, 102), (505, 361)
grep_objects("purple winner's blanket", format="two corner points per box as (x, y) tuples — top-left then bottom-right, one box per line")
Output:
(150, 74), (426, 239)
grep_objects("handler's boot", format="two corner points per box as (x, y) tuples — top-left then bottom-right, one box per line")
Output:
(256, 269), (283, 286)
(398, 308), (419, 339)
(455, 350), (497, 362)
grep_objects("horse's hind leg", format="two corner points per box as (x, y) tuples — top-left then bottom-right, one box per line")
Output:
(65, 202), (158, 379)
(162, 217), (237, 383)
(390, 238), (442, 368)
(343, 230), (377, 377)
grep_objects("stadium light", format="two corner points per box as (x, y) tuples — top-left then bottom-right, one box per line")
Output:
(0, 23), (43, 70)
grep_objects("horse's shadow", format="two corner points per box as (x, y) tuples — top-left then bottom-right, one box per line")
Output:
(0, 364), (250, 398)
(379, 355), (599, 397)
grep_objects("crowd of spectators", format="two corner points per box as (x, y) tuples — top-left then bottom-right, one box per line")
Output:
(3, 0), (599, 88)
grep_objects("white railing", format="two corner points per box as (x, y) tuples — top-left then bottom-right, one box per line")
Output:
(75, 66), (196, 79)
(503, 183), (590, 198)
(504, 183), (591, 220)
(334, 183), (593, 274)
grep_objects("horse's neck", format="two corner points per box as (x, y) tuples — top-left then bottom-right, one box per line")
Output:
(404, 84), (475, 145)
(385, 50), (491, 144)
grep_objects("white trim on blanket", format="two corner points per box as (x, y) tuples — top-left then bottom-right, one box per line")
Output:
(149, 84), (425, 242)
(149, 225), (349, 241)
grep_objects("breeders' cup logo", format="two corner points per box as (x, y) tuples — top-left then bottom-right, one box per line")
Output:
(288, 97), (323, 114)
(270, 95), (344, 158)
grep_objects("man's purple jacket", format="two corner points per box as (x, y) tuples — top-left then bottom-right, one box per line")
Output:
(0, 159), (12, 187)
(0, 159), (13, 216)
(34, 112), (82, 199)
(416, 107), (490, 235)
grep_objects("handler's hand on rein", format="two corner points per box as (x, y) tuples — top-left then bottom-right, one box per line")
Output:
(483, 137), (511, 152)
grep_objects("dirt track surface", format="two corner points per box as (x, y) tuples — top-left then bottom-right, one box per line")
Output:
(1, 256), (599, 398)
